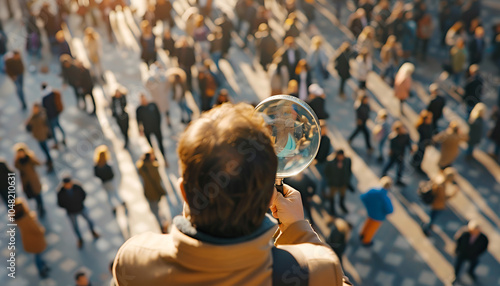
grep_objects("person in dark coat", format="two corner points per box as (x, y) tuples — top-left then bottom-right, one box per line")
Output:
(26, 104), (54, 172)
(279, 36), (301, 81)
(136, 94), (167, 162)
(306, 84), (329, 120)
(154, 0), (174, 28)
(57, 176), (100, 249)
(198, 60), (219, 112)
(255, 23), (277, 71)
(137, 151), (167, 227)
(381, 121), (413, 186)
(75, 60), (96, 115)
(283, 170), (316, 226)
(0, 159), (14, 207)
(463, 65), (483, 117)
(175, 37), (196, 91)
(162, 29), (176, 57)
(4, 50), (27, 110)
(347, 8), (367, 38)
(111, 87), (130, 148)
(214, 13), (233, 57)
(41, 83), (66, 148)
(348, 93), (372, 151)
(140, 20), (157, 67)
(334, 42), (352, 98)
(326, 217), (352, 266)
(315, 120), (332, 196)
(468, 26), (486, 65)
(453, 220), (489, 284)
(427, 84), (446, 133)
(60, 55), (80, 104)
(411, 110), (433, 173)
(324, 150), (352, 215)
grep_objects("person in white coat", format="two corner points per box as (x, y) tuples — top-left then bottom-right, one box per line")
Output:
(356, 49), (372, 90)
(145, 62), (171, 127)
(83, 27), (104, 81)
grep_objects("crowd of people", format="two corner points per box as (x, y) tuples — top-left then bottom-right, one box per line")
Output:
(0, 0), (498, 285)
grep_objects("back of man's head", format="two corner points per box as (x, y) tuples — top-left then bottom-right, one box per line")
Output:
(178, 103), (277, 238)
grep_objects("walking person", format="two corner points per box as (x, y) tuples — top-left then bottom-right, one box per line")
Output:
(60, 55), (81, 105)
(348, 92), (373, 151)
(380, 35), (402, 86)
(145, 64), (171, 128)
(466, 103), (486, 159)
(295, 59), (312, 101)
(57, 176), (100, 249)
(452, 220), (489, 284)
(14, 198), (50, 278)
(140, 20), (157, 67)
(136, 94), (167, 162)
(381, 121), (413, 186)
(4, 50), (27, 110)
(373, 109), (391, 162)
(463, 64), (483, 118)
(314, 120), (332, 196)
(75, 60), (97, 115)
(137, 151), (167, 228)
(433, 121), (468, 170)
(307, 35), (329, 87)
(25, 103), (54, 172)
(427, 83), (446, 133)
(394, 62), (415, 116)
(255, 23), (277, 71)
(94, 145), (125, 214)
(279, 36), (301, 82)
(83, 27), (104, 81)
(41, 83), (66, 149)
(411, 110), (433, 174)
(198, 60), (219, 112)
(449, 38), (467, 85)
(334, 42), (352, 99)
(422, 167), (458, 236)
(175, 37), (196, 91)
(111, 87), (130, 148)
(359, 176), (394, 246)
(324, 150), (352, 215)
(170, 71), (192, 124)
(13, 143), (46, 218)
(356, 49), (372, 90)
(326, 217), (352, 266)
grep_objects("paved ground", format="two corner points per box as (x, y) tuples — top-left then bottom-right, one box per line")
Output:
(0, 0), (499, 285)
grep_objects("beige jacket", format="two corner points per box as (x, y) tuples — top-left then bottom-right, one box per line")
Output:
(113, 219), (348, 286)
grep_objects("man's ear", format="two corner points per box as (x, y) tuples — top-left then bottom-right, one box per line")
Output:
(179, 177), (188, 203)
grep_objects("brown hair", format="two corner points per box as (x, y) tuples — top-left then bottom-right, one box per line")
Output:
(178, 103), (277, 238)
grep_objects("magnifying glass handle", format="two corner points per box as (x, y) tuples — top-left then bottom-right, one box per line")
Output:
(275, 178), (284, 195)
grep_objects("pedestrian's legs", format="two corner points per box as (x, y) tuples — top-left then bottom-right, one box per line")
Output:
(400, 99), (404, 116)
(68, 213), (82, 240)
(360, 217), (382, 244)
(327, 187), (336, 215)
(378, 136), (387, 160)
(361, 123), (372, 149)
(396, 157), (404, 182)
(382, 155), (396, 176)
(422, 39), (429, 60)
(466, 143), (475, 156)
(14, 75), (27, 109)
(34, 253), (47, 276)
(153, 128), (166, 158)
(349, 125), (362, 142)
(80, 207), (96, 233)
(34, 194), (45, 217)
(145, 131), (154, 149)
(88, 90), (96, 114)
(412, 143), (426, 168)
(48, 118), (59, 144)
(117, 116), (129, 146)
(454, 255), (465, 279)
(38, 141), (53, 163)
(148, 199), (162, 226)
(339, 186), (348, 213)
(467, 257), (479, 278)
(339, 77), (346, 95)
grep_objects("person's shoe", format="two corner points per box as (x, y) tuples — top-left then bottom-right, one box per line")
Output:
(361, 241), (374, 247)
(77, 239), (84, 249)
(62, 139), (67, 147)
(91, 230), (100, 239)
(46, 162), (54, 173)
(51, 143), (59, 150)
(90, 111), (97, 116)
(112, 208), (117, 216)
(395, 180), (406, 187)
(376, 156), (383, 163)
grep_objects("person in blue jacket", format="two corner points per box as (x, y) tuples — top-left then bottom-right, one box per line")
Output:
(359, 176), (394, 246)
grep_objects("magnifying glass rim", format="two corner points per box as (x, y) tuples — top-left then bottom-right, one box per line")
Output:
(255, 94), (321, 178)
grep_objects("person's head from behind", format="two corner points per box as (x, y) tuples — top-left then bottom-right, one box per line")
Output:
(32, 102), (41, 114)
(448, 120), (459, 134)
(429, 83), (439, 96)
(456, 37), (465, 49)
(474, 26), (484, 38)
(62, 175), (73, 190)
(177, 103), (277, 238)
(94, 145), (110, 166)
(469, 64), (479, 76)
(377, 109), (388, 121)
(60, 54), (72, 68)
(14, 142), (28, 159)
(380, 176), (392, 190)
(75, 271), (90, 286)
(468, 220), (481, 236)
(393, 120), (405, 135)
(335, 149), (345, 161)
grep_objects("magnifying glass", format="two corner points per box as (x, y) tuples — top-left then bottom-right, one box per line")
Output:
(255, 95), (321, 195)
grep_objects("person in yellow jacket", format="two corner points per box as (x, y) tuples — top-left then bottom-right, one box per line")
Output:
(113, 103), (351, 286)
(14, 198), (50, 278)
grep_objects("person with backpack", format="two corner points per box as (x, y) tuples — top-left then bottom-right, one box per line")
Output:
(41, 82), (66, 149)
(113, 103), (351, 285)
(421, 167), (458, 236)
